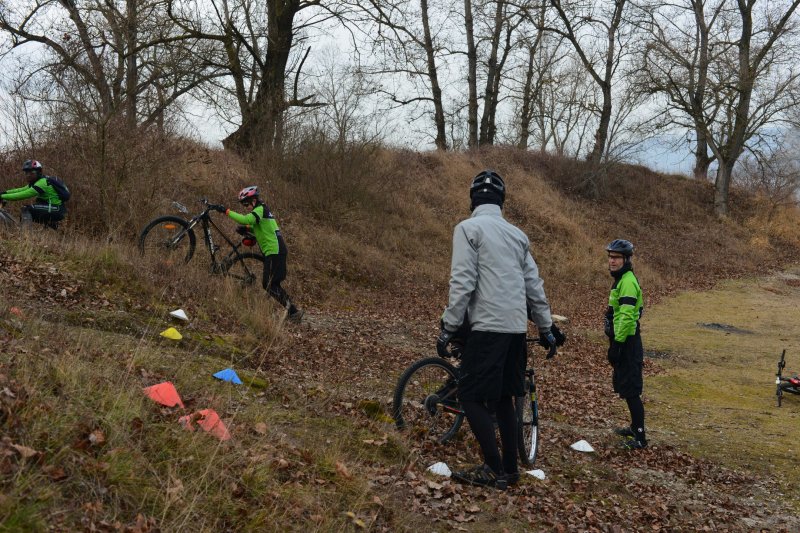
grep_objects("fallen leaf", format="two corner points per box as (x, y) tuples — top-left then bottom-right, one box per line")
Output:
(254, 422), (267, 435)
(11, 444), (38, 458)
(43, 465), (68, 481)
(336, 461), (351, 479)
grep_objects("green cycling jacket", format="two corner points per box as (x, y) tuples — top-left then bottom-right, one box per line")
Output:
(226, 202), (286, 256)
(607, 269), (643, 343)
(0, 177), (62, 206)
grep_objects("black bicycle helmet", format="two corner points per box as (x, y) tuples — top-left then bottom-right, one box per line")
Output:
(606, 239), (634, 257)
(22, 159), (43, 174)
(470, 170), (505, 201)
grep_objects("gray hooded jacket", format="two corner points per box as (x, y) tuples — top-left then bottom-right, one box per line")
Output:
(442, 203), (552, 334)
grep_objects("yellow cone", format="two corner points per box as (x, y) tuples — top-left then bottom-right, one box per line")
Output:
(160, 327), (183, 340)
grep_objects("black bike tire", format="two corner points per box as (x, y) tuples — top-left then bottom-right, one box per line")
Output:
(517, 375), (539, 466)
(138, 215), (196, 263)
(392, 357), (464, 445)
(222, 252), (265, 287)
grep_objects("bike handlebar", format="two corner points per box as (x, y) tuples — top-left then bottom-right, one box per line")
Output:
(442, 336), (557, 360)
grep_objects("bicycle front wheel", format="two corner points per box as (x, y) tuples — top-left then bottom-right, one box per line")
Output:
(222, 252), (264, 287)
(517, 374), (539, 466)
(139, 216), (196, 265)
(392, 357), (464, 445)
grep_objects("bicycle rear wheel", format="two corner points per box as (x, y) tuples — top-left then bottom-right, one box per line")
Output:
(139, 216), (196, 265)
(221, 252), (264, 286)
(517, 371), (539, 466)
(392, 357), (464, 444)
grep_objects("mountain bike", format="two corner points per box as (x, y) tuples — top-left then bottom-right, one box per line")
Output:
(776, 349), (800, 407)
(138, 198), (264, 286)
(392, 338), (554, 467)
(0, 201), (17, 229)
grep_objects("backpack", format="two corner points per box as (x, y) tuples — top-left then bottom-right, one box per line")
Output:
(46, 176), (71, 202)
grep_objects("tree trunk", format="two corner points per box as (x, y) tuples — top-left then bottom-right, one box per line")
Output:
(125, 0), (138, 130)
(517, 47), (535, 149)
(479, 0), (504, 146)
(464, 0), (478, 148)
(587, 82), (611, 165)
(420, 0), (447, 150)
(692, 132), (712, 180)
(714, 158), (735, 216)
(223, 0), (297, 155)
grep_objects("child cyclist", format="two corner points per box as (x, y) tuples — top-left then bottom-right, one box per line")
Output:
(210, 186), (303, 322)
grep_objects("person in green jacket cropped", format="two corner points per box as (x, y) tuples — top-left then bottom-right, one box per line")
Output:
(605, 239), (647, 449)
(210, 186), (303, 322)
(0, 159), (65, 228)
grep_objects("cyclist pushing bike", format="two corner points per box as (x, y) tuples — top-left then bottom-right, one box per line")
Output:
(437, 170), (564, 490)
(209, 186), (303, 322)
(0, 160), (66, 229)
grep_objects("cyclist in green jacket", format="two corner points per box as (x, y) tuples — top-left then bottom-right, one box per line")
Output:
(211, 186), (303, 322)
(605, 239), (646, 449)
(0, 160), (65, 228)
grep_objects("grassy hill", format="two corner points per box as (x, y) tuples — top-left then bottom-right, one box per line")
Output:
(1, 144), (799, 531)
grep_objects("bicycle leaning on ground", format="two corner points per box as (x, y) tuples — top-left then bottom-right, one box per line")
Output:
(138, 198), (264, 286)
(776, 349), (800, 407)
(392, 337), (555, 467)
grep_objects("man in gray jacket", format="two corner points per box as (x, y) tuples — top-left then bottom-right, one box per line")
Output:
(438, 170), (558, 490)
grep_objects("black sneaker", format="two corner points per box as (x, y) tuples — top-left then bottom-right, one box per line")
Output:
(614, 426), (635, 438)
(287, 309), (304, 323)
(622, 438), (648, 450)
(451, 464), (508, 490)
(506, 471), (520, 486)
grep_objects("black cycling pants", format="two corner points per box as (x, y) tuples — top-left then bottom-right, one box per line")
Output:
(262, 253), (296, 312)
(22, 203), (65, 228)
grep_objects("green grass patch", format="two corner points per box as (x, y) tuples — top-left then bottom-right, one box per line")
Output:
(644, 272), (800, 507)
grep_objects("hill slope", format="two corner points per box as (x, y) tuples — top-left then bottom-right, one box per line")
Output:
(1, 147), (799, 531)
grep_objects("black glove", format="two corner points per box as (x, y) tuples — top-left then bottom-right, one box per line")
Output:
(551, 324), (566, 346)
(436, 326), (457, 358)
(539, 330), (558, 359)
(209, 204), (226, 213)
(607, 341), (624, 365)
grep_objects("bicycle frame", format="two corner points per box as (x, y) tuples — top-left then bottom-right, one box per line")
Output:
(171, 200), (255, 272)
(0, 204), (17, 228)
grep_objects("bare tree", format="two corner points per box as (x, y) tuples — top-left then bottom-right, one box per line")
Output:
(350, 0), (452, 150)
(545, 0), (631, 168)
(636, 0), (800, 215)
(300, 50), (389, 148)
(709, 0), (800, 215)
(635, 1), (735, 180)
(167, 0), (343, 155)
(0, 0), (213, 132)
(736, 137), (800, 219)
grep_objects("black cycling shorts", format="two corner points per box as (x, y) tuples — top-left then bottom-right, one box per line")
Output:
(612, 334), (644, 398)
(458, 331), (527, 403)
